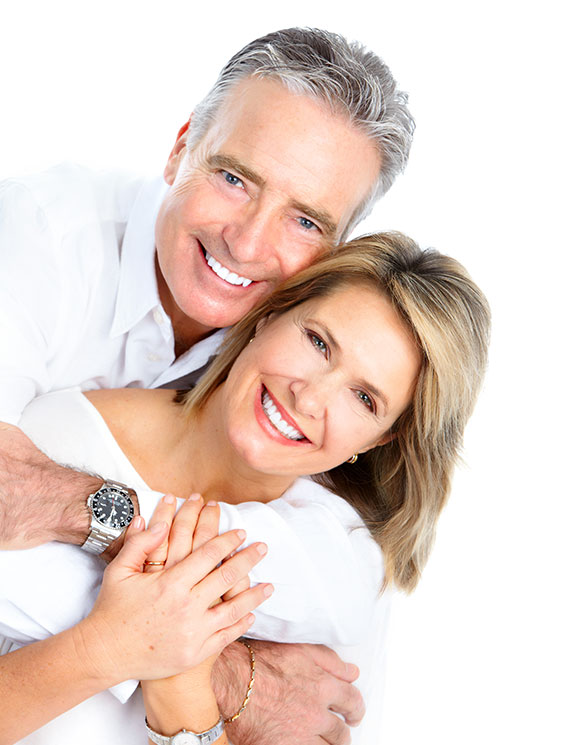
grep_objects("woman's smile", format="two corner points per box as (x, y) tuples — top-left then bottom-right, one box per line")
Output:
(255, 385), (311, 446)
(219, 282), (421, 478)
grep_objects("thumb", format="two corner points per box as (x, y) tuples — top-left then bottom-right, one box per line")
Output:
(309, 644), (360, 682)
(108, 519), (169, 578)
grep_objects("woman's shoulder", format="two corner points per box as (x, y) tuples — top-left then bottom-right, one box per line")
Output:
(84, 388), (176, 451)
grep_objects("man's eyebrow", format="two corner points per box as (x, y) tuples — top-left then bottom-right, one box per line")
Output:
(289, 200), (338, 238)
(311, 320), (390, 411)
(206, 154), (266, 188)
(206, 153), (338, 238)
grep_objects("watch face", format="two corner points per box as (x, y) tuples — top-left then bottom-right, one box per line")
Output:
(90, 487), (134, 530)
(171, 733), (197, 745)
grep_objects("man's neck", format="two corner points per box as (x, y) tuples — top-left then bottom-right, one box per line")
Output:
(155, 255), (216, 358)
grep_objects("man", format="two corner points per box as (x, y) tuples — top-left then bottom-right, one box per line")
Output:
(0, 27), (414, 743)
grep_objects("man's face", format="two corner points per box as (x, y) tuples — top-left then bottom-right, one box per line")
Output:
(155, 77), (381, 341)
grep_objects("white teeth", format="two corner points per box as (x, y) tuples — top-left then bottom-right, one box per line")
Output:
(204, 250), (253, 287)
(261, 390), (305, 441)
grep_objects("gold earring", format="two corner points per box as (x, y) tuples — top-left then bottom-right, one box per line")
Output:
(347, 453), (358, 464)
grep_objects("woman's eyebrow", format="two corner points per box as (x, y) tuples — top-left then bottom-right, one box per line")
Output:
(310, 319), (390, 411)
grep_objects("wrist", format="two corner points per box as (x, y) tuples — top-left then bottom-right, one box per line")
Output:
(70, 616), (125, 691)
(143, 675), (220, 735)
(30, 460), (103, 546)
(56, 470), (103, 545)
(212, 641), (249, 714)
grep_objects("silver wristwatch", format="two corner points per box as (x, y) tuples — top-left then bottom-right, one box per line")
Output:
(145, 717), (225, 745)
(81, 480), (136, 555)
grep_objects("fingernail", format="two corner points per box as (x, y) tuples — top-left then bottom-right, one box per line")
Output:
(263, 584), (274, 597)
(206, 500), (218, 507)
(236, 529), (246, 541)
(163, 494), (175, 505)
(189, 493), (202, 501)
(151, 521), (166, 534)
(132, 516), (144, 530)
(256, 542), (268, 556)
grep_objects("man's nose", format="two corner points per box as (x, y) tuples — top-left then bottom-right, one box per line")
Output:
(223, 201), (280, 267)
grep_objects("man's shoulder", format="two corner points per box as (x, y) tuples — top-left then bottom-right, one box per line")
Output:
(0, 164), (148, 284)
(0, 163), (145, 230)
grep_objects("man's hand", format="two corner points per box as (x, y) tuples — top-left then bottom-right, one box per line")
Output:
(214, 640), (365, 745)
(0, 421), (101, 549)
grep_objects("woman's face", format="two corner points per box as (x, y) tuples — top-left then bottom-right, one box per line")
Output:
(216, 282), (422, 478)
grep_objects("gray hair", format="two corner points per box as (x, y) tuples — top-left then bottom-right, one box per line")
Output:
(186, 28), (415, 237)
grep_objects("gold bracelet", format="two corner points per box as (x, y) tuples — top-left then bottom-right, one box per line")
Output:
(223, 639), (256, 723)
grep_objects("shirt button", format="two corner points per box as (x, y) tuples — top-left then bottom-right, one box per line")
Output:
(148, 352), (160, 362)
(153, 308), (164, 325)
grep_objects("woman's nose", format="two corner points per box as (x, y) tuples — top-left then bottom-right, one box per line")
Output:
(290, 377), (328, 419)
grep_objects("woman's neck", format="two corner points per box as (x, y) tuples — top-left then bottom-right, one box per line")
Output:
(172, 392), (295, 505)
(100, 388), (295, 505)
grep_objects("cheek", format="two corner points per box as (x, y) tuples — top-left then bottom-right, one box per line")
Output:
(278, 241), (325, 281)
(327, 403), (385, 454)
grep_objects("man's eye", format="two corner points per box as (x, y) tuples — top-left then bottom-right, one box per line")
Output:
(221, 170), (243, 188)
(298, 217), (318, 231)
(308, 332), (328, 356)
(356, 390), (375, 412)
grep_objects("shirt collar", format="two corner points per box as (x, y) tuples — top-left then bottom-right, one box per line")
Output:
(110, 176), (169, 338)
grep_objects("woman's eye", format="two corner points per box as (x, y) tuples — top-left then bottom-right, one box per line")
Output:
(356, 390), (375, 412)
(308, 332), (328, 356)
(298, 216), (318, 231)
(221, 170), (244, 188)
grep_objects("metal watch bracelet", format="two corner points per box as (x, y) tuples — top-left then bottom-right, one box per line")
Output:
(145, 716), (224, 745)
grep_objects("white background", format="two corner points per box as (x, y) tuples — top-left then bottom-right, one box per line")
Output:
(1, 1), (580, 743)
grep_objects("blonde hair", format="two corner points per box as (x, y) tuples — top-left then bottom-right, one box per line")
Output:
(180, 233), (490, 592)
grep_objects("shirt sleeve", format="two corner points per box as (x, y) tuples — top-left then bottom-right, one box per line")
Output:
(0, 181), (61, 423)
(0, 481), (383, 704)
(217, 478), (384, 647)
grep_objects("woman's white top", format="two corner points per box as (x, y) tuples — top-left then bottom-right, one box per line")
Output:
(0, 389), (392, 744)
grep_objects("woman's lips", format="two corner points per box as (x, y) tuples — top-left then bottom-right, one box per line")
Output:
(254, 385), (311, 447)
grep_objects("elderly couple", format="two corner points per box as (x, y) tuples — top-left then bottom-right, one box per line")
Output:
(0, 27), (490, 745)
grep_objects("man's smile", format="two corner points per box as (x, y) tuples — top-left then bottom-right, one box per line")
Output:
(203, 248), (254, 288)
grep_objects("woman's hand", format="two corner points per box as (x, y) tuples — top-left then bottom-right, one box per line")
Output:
(140, 494), (272, 739)
(75, 495), (272, 688)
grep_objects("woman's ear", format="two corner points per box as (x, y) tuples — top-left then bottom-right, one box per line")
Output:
(359, 431), (397, 455)
(255, 316), (270, 334)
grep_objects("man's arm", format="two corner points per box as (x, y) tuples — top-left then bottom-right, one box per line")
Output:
(213, 640), (364, 745)
(0, 422), (134, 557)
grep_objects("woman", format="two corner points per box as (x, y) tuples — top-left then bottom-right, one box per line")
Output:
(0, 232), (490, 743)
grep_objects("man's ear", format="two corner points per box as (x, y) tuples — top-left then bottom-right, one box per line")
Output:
(163, 119), (192, 185)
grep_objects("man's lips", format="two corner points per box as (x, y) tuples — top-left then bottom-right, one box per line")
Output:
(200, 243), (254, 288)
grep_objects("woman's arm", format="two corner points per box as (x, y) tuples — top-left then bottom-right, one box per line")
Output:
(141, 497), (265, 745)
(0, 509), (267, 745)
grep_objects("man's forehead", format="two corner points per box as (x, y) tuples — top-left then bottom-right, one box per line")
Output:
(192, 76), (380, 238)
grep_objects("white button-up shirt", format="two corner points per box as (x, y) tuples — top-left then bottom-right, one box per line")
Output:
(0, 163), (225, 424)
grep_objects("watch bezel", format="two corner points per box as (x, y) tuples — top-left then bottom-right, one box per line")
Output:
(88, 484), (135, 531)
